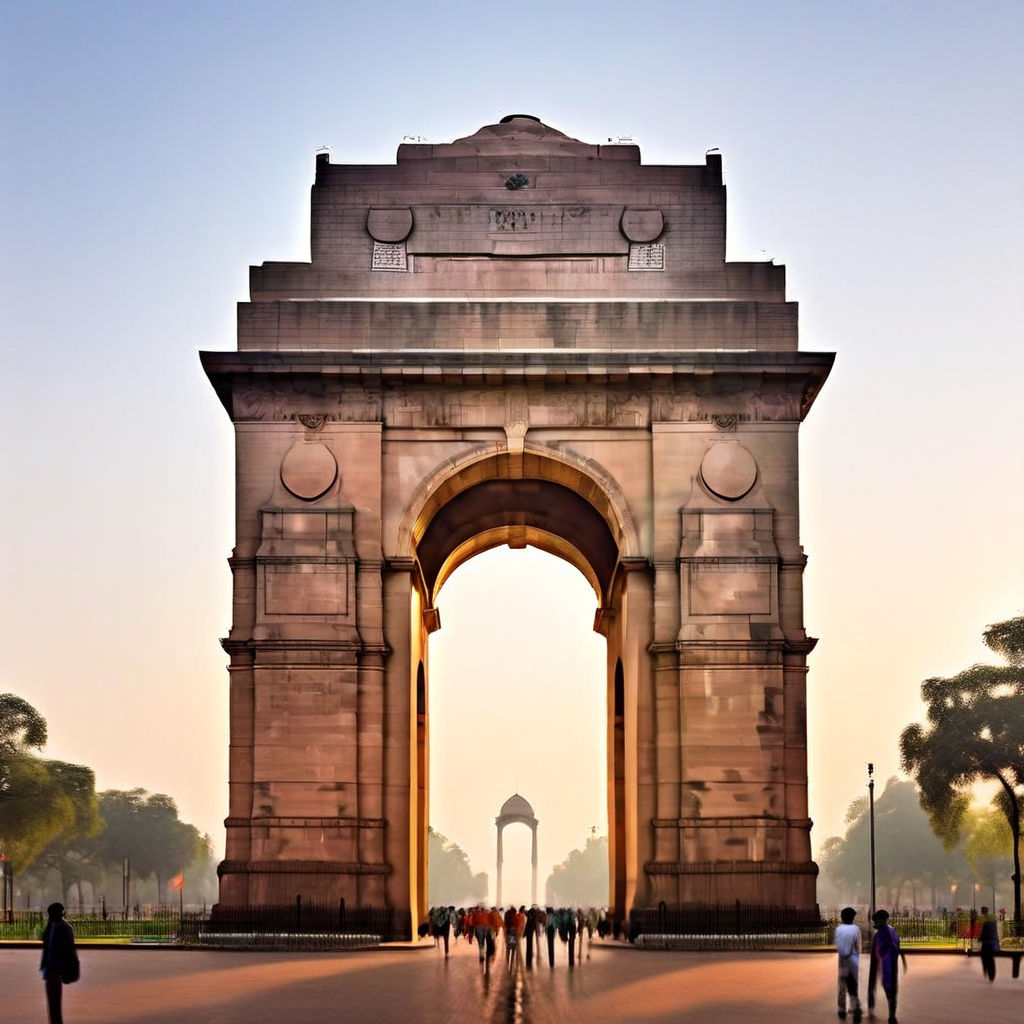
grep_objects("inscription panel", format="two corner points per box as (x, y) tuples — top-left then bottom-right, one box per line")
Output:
(371, 242), (408, 271)
(628, 243), (665, 271)
(408, 204), (628, 255)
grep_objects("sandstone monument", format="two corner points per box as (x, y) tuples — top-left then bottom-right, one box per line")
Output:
(201, 116), (833, 936)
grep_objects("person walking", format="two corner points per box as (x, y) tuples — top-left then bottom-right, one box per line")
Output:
(978, 906), (999, 982)
(430, 904), (451, 956)
(524, 906), (537, 967)
(868, 909), (907, 1024)
(545, 906), (557, 967)
(40, 902), (78, 1024)
(834, 906), (862, 1022)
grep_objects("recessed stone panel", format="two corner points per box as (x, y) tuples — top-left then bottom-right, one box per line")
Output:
(264, 563), (348, 616)
(689, 563), (771, 615)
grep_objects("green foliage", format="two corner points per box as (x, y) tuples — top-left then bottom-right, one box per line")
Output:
(0, 695), (99, 873)
(0, 693), (207, 906)
(817, 777), (966, 908)
(899, 614), (1024, 927)
(427, 827), (487, 906)
(90, 789), (206, 890)
(0, 694), (47, 770)
(964, 805), (1015, 902)
(545, 835), (609, 907)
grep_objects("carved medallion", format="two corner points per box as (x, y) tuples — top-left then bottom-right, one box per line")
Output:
(700, 442), (757, 501)
(280, 442), (338, 501)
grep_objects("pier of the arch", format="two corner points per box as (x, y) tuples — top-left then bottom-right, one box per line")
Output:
(201, 115), (833, 936)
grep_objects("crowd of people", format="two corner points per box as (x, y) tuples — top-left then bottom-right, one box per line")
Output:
(423, 905), (614, 968)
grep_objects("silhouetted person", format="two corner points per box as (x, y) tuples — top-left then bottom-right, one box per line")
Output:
(868, 909), (907, 1024)
(524, 906), (537, 967)
(430, 904), (451, 955)
(40, 902), (78, 1024)
(978, 906), (999, 981)
(545, 906), (556, 966)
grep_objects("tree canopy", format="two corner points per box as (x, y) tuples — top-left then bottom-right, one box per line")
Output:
(89, 789), (206, 892)
(427, 827), (487, 906)
(899, 614), (1024, 928)
(545, 834), (609, 907)
(0, 695), (99, 872)
(0, 693), (47, 768)
(816, 777), (967, 910)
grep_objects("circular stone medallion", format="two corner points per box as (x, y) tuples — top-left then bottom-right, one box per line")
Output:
(700, 442), (757, 501)
(280, 442), (338, 501)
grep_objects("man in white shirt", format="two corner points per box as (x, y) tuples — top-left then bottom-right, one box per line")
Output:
(834, 906), (863, 1022)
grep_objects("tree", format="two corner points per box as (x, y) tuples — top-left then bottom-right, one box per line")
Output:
(963, 805), (1015, 911)
(900, 614), (1024, 930)
(0, 695), (99, 874)
(90, 790), (206, 898)
(28, 762), (103, 903)
(0, 694), (47, 781)
(816, 778), (963, 910)
(545, 835), (609, 907)
(427, 827), (487, 906)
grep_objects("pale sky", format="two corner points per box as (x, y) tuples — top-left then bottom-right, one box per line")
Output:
(2, 2), (1021, 901)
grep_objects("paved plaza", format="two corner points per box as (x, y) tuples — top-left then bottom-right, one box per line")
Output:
(2, 940), (1019, 1023)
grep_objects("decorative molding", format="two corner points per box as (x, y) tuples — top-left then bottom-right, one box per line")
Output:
(644, 859), (818, 876)
(712, 413), (739, 431)
(225, 816), (385, 829)
(298, 413), (326, 430)
(218, 859), (392, 876)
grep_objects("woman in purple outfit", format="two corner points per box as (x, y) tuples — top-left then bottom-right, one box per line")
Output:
(868, 909), (907, 1024)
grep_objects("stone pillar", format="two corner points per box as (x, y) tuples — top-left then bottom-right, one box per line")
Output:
(496, 826), (503, 907)
(531, 827), (538, 907)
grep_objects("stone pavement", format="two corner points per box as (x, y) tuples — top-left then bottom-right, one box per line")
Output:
(1, 938), (1019, 1023)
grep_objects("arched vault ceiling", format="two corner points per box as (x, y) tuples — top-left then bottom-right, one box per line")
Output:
(416, 479), (618, 603)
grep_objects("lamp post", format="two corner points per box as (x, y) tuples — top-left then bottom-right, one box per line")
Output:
(868, 763), (876, 925)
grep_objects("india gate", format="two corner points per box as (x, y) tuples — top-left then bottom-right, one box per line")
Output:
(201, 115), (833, 936)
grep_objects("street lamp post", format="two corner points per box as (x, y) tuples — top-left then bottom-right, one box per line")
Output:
(868, 763), (877, 924)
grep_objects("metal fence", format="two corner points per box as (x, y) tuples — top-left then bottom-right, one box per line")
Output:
(0, 902), (410, 949)
(629, 903), (829, 949)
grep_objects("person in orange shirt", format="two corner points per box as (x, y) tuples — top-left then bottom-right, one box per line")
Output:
(503, 905), (526, 969)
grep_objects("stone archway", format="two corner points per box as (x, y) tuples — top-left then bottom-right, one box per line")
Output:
(495, 794), (539, 907)
(201, 116), (833, 938)
(404, 447), (639, 925)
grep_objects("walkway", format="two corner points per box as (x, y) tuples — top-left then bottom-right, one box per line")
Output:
(1, 938), (1018, 1023)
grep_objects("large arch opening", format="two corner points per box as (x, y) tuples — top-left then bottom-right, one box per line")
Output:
(427, 547), (608, 908)
(409, 450), (636, 921)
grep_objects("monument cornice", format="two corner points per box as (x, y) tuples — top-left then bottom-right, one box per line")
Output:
(202, 348), (833, 420)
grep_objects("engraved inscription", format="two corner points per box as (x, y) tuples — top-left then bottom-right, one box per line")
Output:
(488, 208), (532, 231)
(628, 243), (665, 271)
(371, 242), (407, 271)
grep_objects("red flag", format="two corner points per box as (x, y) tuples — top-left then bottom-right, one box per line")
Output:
(167, 872), (184, 891)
